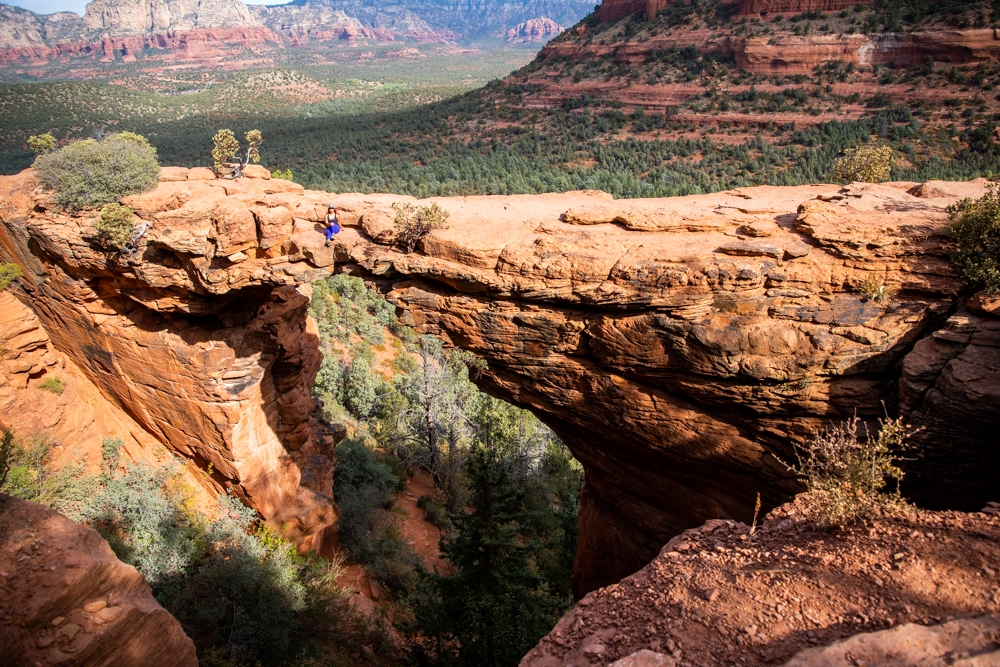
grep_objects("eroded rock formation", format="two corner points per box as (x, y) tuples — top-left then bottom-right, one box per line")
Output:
(3, 171), (997, 598)
(506, 17), (564, 43)
(317, 180), (998, 595)
(0, 497), (198, 667)
(0, 168), (339, 550)
(541, 28), (1000, 75)
(595, 0), (872, 23)
(0, 0), (593, 63)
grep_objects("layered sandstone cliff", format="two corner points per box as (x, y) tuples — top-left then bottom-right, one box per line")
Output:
(318, 180), (999, 595)
(82, 0), (258, 34)
(0, 168), (340, 550)
(3, 171), (997, 600)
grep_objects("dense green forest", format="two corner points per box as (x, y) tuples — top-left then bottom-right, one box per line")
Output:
(8, 81), (997, 199)
(309, 275), (582, 666)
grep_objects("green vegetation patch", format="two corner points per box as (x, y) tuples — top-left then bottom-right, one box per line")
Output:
(949, 184), (1000, 294)
(33, 132), (159, 211)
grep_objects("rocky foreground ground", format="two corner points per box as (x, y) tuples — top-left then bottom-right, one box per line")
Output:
(522, 496), (1000, 667)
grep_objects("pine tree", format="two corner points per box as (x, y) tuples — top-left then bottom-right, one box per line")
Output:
(410, 445), (560, 667)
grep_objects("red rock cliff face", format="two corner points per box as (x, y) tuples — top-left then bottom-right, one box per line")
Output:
(1, 497), (198, 667)
(0, 169), (340, 551)
(4, 172), (997, 600)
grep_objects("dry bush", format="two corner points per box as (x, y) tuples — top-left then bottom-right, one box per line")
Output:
(858, 273), (897, 303)
(830, 144), (892, 183)
(391, 202), (449, 254)
(792, 413), (916, 526)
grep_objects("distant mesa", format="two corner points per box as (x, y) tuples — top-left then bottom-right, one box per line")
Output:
(506, 17), (563, 43)
(0, 0), (593, 65)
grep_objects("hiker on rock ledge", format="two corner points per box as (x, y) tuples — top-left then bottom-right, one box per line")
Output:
(324, 205), (341, 247)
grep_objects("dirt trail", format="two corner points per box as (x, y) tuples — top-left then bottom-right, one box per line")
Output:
(334, 470), (449, 610)
(522, 494), (1000, 667)
(396, 471), (449, 574)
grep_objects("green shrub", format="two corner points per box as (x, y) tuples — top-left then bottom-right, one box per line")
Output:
(27, 132), (56, 155)
(333, 439), (421, 594)
(33, 133), (159, 211)
(95, 203), (136, 251)
(272, 168), (294, 181)
(948, 184), (1000, 295)
(0, 262), (23, 291)
(0, 430), (95, 519)
(38, 376), (64, 395)
(0, 428), (14, 490)
(417, 494), (452, 530)
(792, 413), (916, 526)
(830, 144), (892, 183)
(391, 202), (449, 253)
(85, 448), (389, 666)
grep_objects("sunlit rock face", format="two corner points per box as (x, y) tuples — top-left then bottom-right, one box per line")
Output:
(322, 179), (997, 596)
(3, 170), (996, 597)
(0, 168), (338, 551)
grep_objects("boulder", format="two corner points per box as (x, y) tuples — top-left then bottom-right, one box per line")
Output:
(611, 650), (676, 667)
(0, 497), (197, 667)
(159, 166), (190, 182)
(242, 164), (271, 180)
(360, 206), (400, 244)
(187, 167), (217, 180)
(252, 205), (294, 250)
(211, 199), (257, 256)
(782, 615), (1000, 666)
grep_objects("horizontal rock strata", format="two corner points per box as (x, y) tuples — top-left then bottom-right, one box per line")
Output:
(320, 178), (996, 595)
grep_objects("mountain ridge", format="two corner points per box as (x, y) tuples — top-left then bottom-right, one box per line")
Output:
(0, 0), (591, 59)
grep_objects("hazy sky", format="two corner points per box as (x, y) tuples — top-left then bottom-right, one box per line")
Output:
(7, 0), (275, 15)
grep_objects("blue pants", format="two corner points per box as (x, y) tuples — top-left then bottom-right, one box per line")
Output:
(325, 225), (337, 241)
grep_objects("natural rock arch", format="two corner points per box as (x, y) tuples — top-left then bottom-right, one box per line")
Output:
(2, 169), (996, 597)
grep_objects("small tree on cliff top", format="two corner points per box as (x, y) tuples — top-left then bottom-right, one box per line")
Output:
(391, 202), (449, 254)
(948, 184), (1000, 295)
(27, 133), (57, 156)
(212, 129), (263, 178)
(830, 144), (893, 184)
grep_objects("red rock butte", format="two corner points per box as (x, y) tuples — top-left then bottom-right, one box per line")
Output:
(1, 167), (997, 596)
